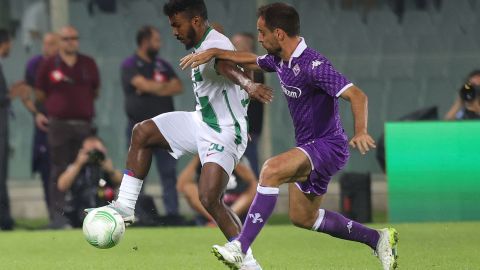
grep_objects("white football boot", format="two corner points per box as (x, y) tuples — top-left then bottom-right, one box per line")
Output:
(212, 240), (245, 270)
(240, 248), (262, 270)
(375, 228), (399, 270)
(85, 201), (135, 225)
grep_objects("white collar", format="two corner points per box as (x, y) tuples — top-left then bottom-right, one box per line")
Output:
(288, 37), (307, 68)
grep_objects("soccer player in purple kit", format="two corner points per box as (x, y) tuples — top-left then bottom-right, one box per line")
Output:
(181, 3), (398, 270)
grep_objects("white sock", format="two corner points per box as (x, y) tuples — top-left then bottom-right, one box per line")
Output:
(311, 209), (326, 231)
(116, 174), (143, 211)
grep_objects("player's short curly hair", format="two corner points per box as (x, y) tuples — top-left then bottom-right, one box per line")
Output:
(163, 0), (208, 20)
(257, 2), (300, 37)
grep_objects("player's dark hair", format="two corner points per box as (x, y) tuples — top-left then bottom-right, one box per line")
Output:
(136, 25), (158, 46)
(163, 0), (208, 20)
(0, 28), (10, 45)
(257, 2), (300, 37)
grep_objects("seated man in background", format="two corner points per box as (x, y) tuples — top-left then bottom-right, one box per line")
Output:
(177, 156), (257, 226)
(57, 135), (122, 228)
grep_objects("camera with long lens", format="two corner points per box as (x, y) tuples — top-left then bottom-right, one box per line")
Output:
(87, 149), (105, 164)
(458, 83), (480, 119)
(459, 83), (477, 102)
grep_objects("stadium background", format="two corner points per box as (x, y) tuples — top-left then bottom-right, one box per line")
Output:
(1, 0), (479, 220)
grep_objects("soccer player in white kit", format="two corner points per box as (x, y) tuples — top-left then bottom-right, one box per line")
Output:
(87, 0), (272, 268)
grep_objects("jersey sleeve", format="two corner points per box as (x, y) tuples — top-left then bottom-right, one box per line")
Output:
(25, 58), (37, 87)
(90, 59), (100, 90)
(256, 54), (276, 72)
(35, 59), (50, 94)
(310, 58), (353, 97)
(120, 59), (138, 90)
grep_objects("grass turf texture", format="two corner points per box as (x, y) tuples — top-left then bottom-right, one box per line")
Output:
(1, 222), (479, 269)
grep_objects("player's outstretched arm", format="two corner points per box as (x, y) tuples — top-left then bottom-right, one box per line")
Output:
(180, 49), (261, 71)
(340, 85), (376, 155)
(216, 59), (273, 104)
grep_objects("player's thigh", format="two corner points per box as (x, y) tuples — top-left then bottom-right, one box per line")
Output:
(132, 119), (171, 149)
(151, 112), (198, 158)
(288, 183), (324, 228)
(260, 148), (312, 186)
(197, 162), (230, 205)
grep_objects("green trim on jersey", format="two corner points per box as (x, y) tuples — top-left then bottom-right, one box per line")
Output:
(241, 97), (250, 108)
(199, 95), (221, 133)
(194, 27), (213, 50)
(222, 90), (242, 145)
(193, 67), (203, 82)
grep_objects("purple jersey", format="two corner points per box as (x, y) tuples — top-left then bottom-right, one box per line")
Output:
(256, 38), (352, 146)
(25, 55), (44, 87)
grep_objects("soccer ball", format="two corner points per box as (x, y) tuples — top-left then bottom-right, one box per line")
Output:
(82, 207), (125, 249)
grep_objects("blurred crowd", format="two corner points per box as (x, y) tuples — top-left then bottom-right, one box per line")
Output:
(0, 25), (264, 230)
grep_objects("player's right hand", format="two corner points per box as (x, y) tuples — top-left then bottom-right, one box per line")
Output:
(180, 49), (217, 70)
(245, 83), (274, 104)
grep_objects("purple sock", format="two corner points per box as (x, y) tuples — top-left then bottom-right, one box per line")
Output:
(237, 185), (279, 253)
(313, 209), (380, 250)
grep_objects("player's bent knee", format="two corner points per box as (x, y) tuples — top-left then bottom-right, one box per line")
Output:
(199, 193), (220, 211)
(259, 158), (284, 186)
(131, 121), (153, 146)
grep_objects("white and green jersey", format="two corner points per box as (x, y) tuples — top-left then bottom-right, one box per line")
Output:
(191, 27), (249, 145)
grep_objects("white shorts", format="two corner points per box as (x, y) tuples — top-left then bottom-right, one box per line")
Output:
(152, 111), (248, 175)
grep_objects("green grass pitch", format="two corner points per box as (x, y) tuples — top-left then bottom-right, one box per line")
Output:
(1, 222), (479, 269)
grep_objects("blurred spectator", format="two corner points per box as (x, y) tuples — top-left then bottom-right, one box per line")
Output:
(445, 70), (480, 120)
(17, 32), (59, 220)
(341, 0), (377, 22)
(58, 136), (122, 228)
(120, 26), (182, 218)
(34, 26), (100, 229)
(392, 0), (442, 22)
(20, 0), (48, 51)
(0, 28), (14, 231)
(231, 32), (265, 176)
(0, 29), (28, 230)
(177, 156), (257, 226)
(88, 0), (117, 15)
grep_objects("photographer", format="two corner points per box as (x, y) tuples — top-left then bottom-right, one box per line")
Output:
(455, 83), (480, 120)
(57, 136), (122, 228)
(445, 70), (480, 120)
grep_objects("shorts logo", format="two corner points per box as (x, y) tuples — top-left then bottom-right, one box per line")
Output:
(347, 220), (353, 233)
(206, 143), (224, 157)
(249, 213), (263, 224)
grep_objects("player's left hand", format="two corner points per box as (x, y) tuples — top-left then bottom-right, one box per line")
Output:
(349, 132), (376, 155)
(180, 49), (217, 70)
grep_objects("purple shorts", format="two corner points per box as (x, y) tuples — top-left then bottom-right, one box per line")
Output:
(295, 137), (349, 196)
